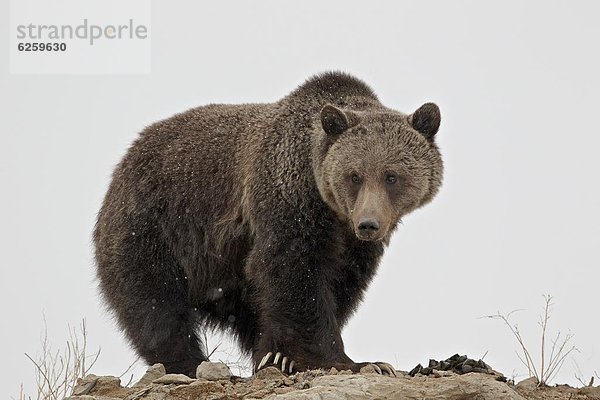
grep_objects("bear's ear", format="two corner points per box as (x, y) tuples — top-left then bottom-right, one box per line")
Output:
(409, 103), (441, 139)
(321, 104), (351, 135)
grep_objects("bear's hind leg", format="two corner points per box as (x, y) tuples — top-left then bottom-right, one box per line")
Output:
(226, 293), (260, 358)
(199, 283), (260, 364)
(97, 252), (208, 377)
(126, 303), (208, 377)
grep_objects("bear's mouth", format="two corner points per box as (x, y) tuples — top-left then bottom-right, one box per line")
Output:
(355, 231), (386, 242)
(353, 220), (386, 242)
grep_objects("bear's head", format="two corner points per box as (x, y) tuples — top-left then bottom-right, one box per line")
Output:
(313, 103), (443, 241)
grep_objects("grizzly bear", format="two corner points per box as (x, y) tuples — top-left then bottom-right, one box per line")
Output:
(94, 72), (443, 377)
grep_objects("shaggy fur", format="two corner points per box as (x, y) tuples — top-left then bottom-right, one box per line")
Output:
(93, 72), (444, 376)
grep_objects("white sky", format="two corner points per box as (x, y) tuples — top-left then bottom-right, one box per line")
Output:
(1, 1), (599, 395)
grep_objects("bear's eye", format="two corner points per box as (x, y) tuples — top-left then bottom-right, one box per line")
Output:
(385, 173), (398, 185)
(351, 173), (361, 184)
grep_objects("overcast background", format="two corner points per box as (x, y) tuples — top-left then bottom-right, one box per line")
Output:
(2, 0), (599, 395)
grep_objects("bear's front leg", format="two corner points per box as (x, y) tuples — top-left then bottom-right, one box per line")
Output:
(245, 229), (353, 374)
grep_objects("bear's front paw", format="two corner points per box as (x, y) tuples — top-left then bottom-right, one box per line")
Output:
(256, 351), (296, 374)
(354, 361), (397, 376)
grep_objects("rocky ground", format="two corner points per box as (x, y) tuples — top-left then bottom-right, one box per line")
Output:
(65, 361), (600, 400)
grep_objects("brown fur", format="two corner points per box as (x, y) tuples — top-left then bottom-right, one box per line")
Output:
(94, 71), (444, 376)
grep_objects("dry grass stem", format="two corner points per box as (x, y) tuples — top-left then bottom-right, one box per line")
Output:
(482, 295), (577, 387)
(16, 317), (101, 400)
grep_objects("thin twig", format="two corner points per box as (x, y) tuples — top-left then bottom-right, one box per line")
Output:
(539, 295), (552, 383)
(482, 295), (577, 386)
(119, 357), (140, 379)
(119, 357), (140, 387)
(24, 353), (58, 400)
(481, 313), (538, 378)
(544, 332), (576, 381)
(20, 317), (101, 400)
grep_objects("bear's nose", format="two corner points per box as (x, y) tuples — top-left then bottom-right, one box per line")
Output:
(357, 218), (380, 233)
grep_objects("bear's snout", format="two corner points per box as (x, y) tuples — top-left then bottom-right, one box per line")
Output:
(357, 218), (380, 240)
(351, 186), (390, 241)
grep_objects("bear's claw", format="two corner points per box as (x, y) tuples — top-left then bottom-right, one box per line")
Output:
(372, 363), (382, 374)
(256, 351), (296, 374)
(372, 362), (397, 377)
(281, 356), (288, 372)
(257, 352), (273, 370)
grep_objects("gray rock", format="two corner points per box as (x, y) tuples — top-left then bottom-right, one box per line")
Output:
(65, 368), (530, 400)
(133, 394), (167, 400)
(433, 370), (454, 378)
(358, 364), (378, 374)
(515, 376), (539, 389)
(196, 361), (232, 381)
(124, 385), (170, 400)
(152, 373), (195, 385)
(270, 373), (526, 400)
(254, 366), (286, 381)
(337, 369), (353, 375)
(94, 375), (122, 391)
(72, 375), (98, 396)
(132, 363), (166, 388)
